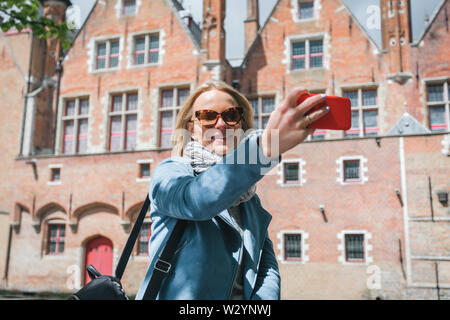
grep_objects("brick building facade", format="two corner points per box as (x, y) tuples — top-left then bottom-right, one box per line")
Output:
(0, 0), (448, 299)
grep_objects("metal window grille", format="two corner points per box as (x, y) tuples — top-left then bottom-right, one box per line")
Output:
(284, 163), (299, 182)
(344, 160), (360, 181)
(345, 234), (364, 261)
(284, 234), (302, 260)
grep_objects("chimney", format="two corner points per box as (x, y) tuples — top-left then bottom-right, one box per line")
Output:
(201, 0), (226, 62)
(380, 0), (412, 82)
(244, 0), (260, 54)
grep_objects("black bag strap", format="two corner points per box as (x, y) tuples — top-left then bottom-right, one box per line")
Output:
(115, 194), (150, 280)
(142, 219), (187, 300)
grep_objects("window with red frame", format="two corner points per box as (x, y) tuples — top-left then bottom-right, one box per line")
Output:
(47, 224), (65, 255)
(284, 234), (302, 261)
(343, 160), (360, 182)
(427, 83), (449, 132)
(291, 39), (323, 70)
(134, 34), (159, 65)
(62, 98), (89, 154)
(345, 234), (364, 262)
(96, 39), (119, 70)
(138, 222), (151, 255)
(159, 87), (190, 148)
(343, 89), (379, 138)
(109, 92), (138, 152)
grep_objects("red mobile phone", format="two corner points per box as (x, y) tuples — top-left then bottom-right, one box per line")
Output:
(297, 93), (352, 130)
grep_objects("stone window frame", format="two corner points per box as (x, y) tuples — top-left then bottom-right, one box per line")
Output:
(136, 158), (153, 183)
(115, 0), (142, 18)
(87, 35), (123, 74)
(48, 164), (63, 186)
(337, 230), (373, 265)
(290, 0), (322, 23)
(423, 77), (450, 132)
(276, 158), (307, 187)
(336, 155), (368, 185)
(276, 229), (310, 264)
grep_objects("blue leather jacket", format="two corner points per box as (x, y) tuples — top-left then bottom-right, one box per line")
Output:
(136, 130), (281, 300)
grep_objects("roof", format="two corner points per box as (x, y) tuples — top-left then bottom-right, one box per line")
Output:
(387, 112), (431, 136)
(411, 0), (447, 45)
(166, 0), (201, 49)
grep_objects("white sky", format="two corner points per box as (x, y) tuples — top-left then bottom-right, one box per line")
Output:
(68, 0), (443, 61)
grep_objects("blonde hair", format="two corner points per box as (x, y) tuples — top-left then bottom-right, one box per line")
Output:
(171, 80), (254, 157)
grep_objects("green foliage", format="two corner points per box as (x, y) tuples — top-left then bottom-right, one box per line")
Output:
(0, 0), (72, 49)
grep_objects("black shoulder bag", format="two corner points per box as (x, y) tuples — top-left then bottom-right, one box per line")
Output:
(69, 195), (187, 300)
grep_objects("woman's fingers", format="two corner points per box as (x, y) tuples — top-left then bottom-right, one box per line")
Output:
(295, 105), (330, 130)
(295, 93), (326, 116)
(283, 87), (308, 111)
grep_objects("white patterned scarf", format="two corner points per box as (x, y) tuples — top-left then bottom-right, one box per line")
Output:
(182, 139), (256, 207)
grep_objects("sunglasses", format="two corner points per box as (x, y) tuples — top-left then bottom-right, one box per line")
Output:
(194, 106), (244, 126)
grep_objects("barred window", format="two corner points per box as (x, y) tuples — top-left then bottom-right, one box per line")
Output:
(344, 160), (360, 181)
(123, 0), (136, 16)
(284, 234), (302, 260)
(345, 234), (364, 261)
(284, 162), (299, 183)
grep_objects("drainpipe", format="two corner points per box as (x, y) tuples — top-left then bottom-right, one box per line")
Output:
(3, 225), (13, 285)
(52, 57), (63, 154)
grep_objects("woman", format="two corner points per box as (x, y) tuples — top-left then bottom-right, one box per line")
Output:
(136, 81), (329, 300)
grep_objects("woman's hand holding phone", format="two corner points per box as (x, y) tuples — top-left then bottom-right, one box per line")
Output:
(259, 88), (331, 159)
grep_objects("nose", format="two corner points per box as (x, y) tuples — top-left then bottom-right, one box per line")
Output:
(215, 115), (227, 129)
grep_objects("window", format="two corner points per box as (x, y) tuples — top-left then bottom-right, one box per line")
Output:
(298, 1), (314, 19)
(338, 230), (372, 265)
(140, 163), (150, 178)
(248, 96), (275, 129)
(284, 162), (300, 184)
(343, 88), (379, 138)
(133, 33), (160, 65)
(47, 224), (65, 255)
(337, 156), (368, 185)
(51, 168), (60, 182)
(277, 230), (309, 263)
(343, 160), (360, 182)
(426, 82), (449, 132)
(345, 234), (365, 262)
(284, 234), (302, 261)
(291, 39), (323, 70)
(123, 0), (136, 16)
(159, 87), (190, 148)
(138, 222), (151, 255)
(109, 92), (138, 152)
(62, 97), (89, 154)
(95, 39), (120, 70)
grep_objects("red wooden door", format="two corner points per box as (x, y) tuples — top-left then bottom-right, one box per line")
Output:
(84, 236), (113, 284)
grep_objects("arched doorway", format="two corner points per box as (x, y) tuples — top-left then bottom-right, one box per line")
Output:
(84, 236), (113, 284)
